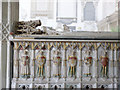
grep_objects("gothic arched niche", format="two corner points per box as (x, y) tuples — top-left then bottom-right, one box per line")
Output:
(84, 2), (95, 21)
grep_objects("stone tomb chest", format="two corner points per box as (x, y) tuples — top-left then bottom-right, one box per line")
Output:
(10, 32), (120, 89)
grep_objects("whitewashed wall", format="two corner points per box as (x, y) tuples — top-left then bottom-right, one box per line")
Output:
(97, 0), (117, 21)
(19, 0), (31, 21)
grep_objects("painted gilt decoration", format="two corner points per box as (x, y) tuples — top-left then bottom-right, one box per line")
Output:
(68, 50), (77, 77)
(100, 51), (109, 77)
(36, 50), (46, 78)
(12, 41), (120, 88)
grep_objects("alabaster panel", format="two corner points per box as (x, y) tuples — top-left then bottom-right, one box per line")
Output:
(11, 41), (120, 88)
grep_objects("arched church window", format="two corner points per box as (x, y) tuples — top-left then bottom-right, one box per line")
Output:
(56, 0), (77, 24)
(19, 0), (54, 21)
(84, 2), (95, 21)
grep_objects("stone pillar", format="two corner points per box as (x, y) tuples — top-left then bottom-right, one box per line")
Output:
(0, 1), (8, 89)
(61, 43), (67, 79)
(13, 42), (19, 78)
(6, 0), (11, 87)
(10, 1), (19, 32)
(46, 43), (51, 80)
(0, 42), (7, 89)
(2, 0), (19, 88)
(31, 42), (35, 79)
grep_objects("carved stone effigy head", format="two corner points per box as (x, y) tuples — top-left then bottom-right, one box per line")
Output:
(56, 50), (60, 55)
(40, 50), (44, 56)
(53, 50), (60, 56)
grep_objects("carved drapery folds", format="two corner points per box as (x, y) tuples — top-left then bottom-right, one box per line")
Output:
(13, 41), (119, 81)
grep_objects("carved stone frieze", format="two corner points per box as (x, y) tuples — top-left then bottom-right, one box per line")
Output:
(11, 41), (120, 88)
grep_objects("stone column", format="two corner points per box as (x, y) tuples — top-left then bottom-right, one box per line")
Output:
(61, 43), (67, 79)
(0, 1), (8, 89)
(31, 42), (35, 79)
(46, 43), (51, 80)
(13, 42), (19, 78)
(6, 41), (11, 88)
(6, 1), (19, 88)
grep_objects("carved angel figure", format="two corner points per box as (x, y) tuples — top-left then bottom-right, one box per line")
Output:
(68, 51), (77, 77)
(20, 50), (30, 78)
(36, 51), (46, 77)
(52, 50), (61, 77)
